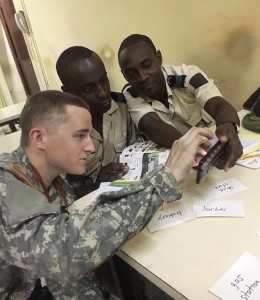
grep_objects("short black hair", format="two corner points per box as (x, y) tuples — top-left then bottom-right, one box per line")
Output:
(56, 46), (93, 86)
(118, 34), (157, 58)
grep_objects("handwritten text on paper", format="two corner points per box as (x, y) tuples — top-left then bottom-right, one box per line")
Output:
(196, 178), (248, 201)
(147, 203), (194, 233)
(210, 252), (260, 300)
(193, 200), (245, 218)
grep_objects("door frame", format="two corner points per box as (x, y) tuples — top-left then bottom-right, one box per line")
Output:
(0, 0), (40, 96)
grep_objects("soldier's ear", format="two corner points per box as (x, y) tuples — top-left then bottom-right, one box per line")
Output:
(156, 50), (163, 65)
(29, 128), (46, 150)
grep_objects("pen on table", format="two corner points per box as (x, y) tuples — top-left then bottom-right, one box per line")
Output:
(239, 153), (260, 160)
(110, 181), (137, 187)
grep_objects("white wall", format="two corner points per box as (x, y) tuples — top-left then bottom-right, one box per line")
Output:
(15, 0), (260, 110)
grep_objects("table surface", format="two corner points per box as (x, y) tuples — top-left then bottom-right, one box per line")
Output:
(0, 101), (25, 123)
(70, 110), (260, 300)
(118, 162), (259, 300)
(118, 110), (260, 300)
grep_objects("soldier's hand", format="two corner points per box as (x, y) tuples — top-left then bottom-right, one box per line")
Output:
(97, 162), (129, 183)
(166, 127), (213, 183)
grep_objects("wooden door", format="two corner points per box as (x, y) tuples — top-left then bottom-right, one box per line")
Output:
(0, 0), (40, 96)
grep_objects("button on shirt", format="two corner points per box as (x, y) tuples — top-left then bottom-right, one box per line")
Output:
(124, 64), (222, 134)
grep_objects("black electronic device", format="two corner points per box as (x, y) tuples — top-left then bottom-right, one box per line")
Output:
(251, 96), (260, 117)
(196, 140), (227, 184)
(243, 87), (260, 110)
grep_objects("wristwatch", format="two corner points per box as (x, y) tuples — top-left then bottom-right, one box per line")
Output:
(220, 121), (240, 133)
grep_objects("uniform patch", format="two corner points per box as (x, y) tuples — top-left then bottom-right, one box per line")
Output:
(167, 75), (186, 88)
(127, 87), (140, 98)
(111, 91), (126, 103)
(189, 73), (208, 89)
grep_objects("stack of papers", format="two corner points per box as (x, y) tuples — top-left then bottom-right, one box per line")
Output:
(237, 134), (260, 169)
(116, 141), (169, 182)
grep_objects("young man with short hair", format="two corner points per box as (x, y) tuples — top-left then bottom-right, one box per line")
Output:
(0, 90), (212, 299)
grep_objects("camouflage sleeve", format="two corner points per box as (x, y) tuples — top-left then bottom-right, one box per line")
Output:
(0, 165), (182, 283)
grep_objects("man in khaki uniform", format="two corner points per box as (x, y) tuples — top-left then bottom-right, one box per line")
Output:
(56, 46), (139, 198)
(123, 64), (218, 135)
(118, 34), (243, 172)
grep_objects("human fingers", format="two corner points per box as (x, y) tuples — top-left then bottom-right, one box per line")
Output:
(107, 162), (128, 172)
(215, 126), (242, 171)
(193, 146), (210, 167)
(166, 127), (212, 183)
(216, 137), (242, 171)
(182, 127), (213, 142)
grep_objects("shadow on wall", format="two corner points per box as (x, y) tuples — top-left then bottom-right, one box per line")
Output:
(185, 26), (257, 111)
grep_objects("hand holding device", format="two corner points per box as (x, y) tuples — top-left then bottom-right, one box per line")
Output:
(196, 140), (227, 184)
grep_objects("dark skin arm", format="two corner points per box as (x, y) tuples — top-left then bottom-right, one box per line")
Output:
(204, 96), (243, 171)
(96, 162), (129, 183)
(138, 112), (182, 148)
(138, 96), (243, 171)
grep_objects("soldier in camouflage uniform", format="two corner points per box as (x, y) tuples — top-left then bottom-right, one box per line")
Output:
(0, 90), (212, 299)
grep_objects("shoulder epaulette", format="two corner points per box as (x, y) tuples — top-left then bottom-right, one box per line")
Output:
(167, 75), (186, 88)
(121, 83), (140, 98)
(110, 92), (126, 103)
(127, 87), (140, 98)
(122, 83), (131, 93)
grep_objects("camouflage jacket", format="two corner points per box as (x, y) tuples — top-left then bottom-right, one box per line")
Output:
(0, 147), (183, 299)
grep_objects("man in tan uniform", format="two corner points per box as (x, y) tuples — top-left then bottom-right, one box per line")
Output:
(56, 46), (139, 197)
(118, 34), (243, 172)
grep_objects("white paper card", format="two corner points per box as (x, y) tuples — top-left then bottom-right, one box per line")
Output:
(193, 200), (245, 218)
(196, 178), (248, 201)
(237, 149), (260, 169)
(240, 136), (260, 155)
(210, 252), (260, 300)
(147, 203), (194, 232)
